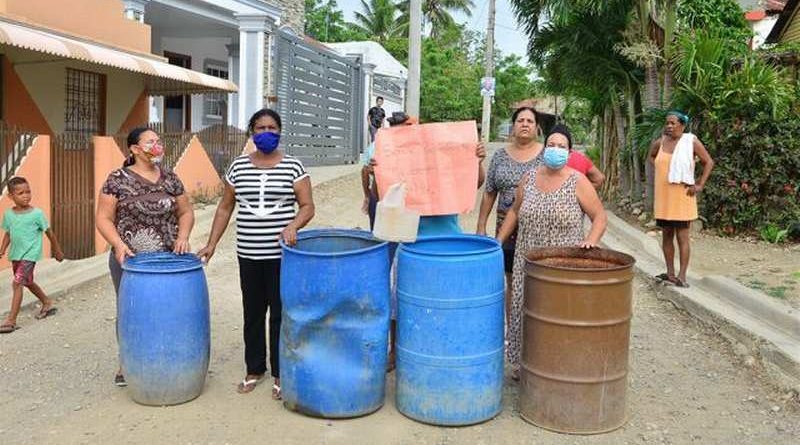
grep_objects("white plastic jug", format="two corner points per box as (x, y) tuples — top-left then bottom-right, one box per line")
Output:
(373, 183), (420, 243)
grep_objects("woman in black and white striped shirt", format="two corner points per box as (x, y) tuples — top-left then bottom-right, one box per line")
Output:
(198, 108), (314, 399)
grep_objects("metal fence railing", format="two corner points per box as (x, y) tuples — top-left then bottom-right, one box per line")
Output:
(51, 132), (95, 260)
(0, 121), (38, 192)
(197, 124), (249, 176)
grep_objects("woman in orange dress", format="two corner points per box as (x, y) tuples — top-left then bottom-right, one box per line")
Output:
(648, 111), (714, 287)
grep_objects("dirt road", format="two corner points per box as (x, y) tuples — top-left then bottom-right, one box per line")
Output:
(1, 173), (798, 445)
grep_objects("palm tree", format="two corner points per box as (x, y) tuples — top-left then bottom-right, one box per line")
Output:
(526, 2), (641, 197)
(353, 0), (404, 43)
(397, 0), (475, 39)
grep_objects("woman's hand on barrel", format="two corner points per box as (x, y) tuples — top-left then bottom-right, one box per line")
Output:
(173, 237), (191, 255)
(197, 244), (216, 264)
(281, 224), (298, 246)
(579, 239), (599, 249)
(114, 242), (134, 265)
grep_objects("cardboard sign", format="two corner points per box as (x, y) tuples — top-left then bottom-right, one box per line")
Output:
(373, 121), (478, 216)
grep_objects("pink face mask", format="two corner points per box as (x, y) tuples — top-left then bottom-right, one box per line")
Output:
(141, 142), (164, 163)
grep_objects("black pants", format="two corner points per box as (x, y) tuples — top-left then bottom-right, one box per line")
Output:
(238, 257), (282, 378)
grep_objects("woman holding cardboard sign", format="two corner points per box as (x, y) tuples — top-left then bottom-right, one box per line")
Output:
(496, 125), (608, 379)
(365, 115), (487, 236)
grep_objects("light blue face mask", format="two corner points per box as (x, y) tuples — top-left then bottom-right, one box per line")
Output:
(543, 146), (569, 170)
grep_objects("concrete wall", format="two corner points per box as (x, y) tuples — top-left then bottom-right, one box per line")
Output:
(1, 0), (151, 54)
(0, 136), (51, 271)
(173, 136), (223, 198)
(92, 137), (126, 255)
(1, 55), (52, 134)
(3, 48), (146, 135)
(752, 16), (779, 48)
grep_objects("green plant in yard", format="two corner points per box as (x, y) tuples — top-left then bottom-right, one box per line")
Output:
(191, 186), (222, 207)
(760, 224), (789, 244)
(700, 114), (800, 233)
(585, 146), (601, 166)
(766, 286), (789, 299)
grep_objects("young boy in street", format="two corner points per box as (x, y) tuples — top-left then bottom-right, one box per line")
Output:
(0, 176), (64, 333)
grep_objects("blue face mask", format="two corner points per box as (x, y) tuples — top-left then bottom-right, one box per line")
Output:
(253, 131), (280, 154)
(543, 146), (569, 170)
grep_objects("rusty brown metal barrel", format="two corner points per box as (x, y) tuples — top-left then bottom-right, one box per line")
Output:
(520, 247), (635, 434)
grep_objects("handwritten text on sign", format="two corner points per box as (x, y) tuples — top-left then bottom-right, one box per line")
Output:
(374, 121), (478, 216)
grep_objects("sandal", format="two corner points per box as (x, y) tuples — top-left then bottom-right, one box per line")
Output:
(654, 273), (671, 281)
(673, 278), (690, 288)
(0, 322), (18, 334)
(272, 383), (282, 400)
(35, 306), (58, 320)
(114, 373), (127, 387)
(237, 375), (264, 394)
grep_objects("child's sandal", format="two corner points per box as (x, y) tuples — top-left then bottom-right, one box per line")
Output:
(0, 322), (18, 334)
(272, 383), (282, 400)
(35, 306), (57, 320)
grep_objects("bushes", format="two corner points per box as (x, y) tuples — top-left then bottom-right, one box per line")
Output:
(700, 114), (800, 234)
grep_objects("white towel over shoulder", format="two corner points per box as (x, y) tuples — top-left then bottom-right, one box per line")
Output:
(668, 133), (695, 185)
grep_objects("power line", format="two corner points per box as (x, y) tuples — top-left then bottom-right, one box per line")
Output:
(471, 0), (489, 28)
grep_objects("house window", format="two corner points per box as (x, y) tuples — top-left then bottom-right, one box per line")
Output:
(65, 68), (106, 135)
(203, 60), (228, 125)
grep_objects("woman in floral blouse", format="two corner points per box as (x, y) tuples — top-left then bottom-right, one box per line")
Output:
(96, 127), (195, 387)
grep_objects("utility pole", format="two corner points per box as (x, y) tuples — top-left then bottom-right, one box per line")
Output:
(407, 0), (422, 117)
(480, 0), (496, 143)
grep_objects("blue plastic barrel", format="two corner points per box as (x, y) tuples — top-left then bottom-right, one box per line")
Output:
(119, 253), (210, 406)
(396, 235), (504, 425)
(280, 229), (390, 418)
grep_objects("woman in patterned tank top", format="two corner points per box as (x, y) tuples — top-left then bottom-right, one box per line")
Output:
(496, 125), (608, 379)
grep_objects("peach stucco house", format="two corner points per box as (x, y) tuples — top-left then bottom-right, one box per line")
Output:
(0, 0), (239, 266)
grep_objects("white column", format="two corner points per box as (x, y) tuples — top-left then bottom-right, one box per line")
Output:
(235, 14), (270, 130)
(226, 43), (241, 129)
(122, 0), (149, 22)
(363, 63), (377, 149)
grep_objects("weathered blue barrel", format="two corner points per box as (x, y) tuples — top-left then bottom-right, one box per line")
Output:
(118, 253), (210, 406)
(280, 229), (390, 418)
(396, 235), (504, 425)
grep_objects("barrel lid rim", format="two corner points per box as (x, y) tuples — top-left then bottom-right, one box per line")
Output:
(280, 228), (388, 257)
(121, 252), (203, 273)
(399, 234), (500, 256)
(524, 247), (636, 272)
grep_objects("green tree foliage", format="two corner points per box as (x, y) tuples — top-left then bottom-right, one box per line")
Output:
(491, 55), (538, 131)
(304, 0), (369, 42)
(419, 38), (483, 122)
(511, 0), (798, 231)
(353, 0), (405, 43)
(678, 0), (751, 49)
(397, 0), (476, 38)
